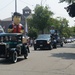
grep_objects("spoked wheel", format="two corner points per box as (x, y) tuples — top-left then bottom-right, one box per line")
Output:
(12, 51), (17, 63)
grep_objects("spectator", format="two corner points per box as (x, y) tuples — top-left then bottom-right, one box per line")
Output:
(30, 38), (33, 47)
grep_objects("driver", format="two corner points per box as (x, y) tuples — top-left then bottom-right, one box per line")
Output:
(50, 25), (55, 35)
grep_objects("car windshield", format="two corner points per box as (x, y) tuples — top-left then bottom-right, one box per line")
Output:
(37, 34), (50, 39)
(0, 36), (17, 42)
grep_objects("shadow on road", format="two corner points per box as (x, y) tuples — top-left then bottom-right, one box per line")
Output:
(0, 58), (25, 65)
(51, 53), (75, 59)
(57, 43), (75, 48)
(34, 49), (52, 51)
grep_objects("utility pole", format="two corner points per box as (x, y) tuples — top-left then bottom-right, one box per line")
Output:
(41, 0), (43, 6)
(15, 0), (17, 12)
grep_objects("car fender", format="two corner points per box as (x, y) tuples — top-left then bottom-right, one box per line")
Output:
(9, 48), (17, 56)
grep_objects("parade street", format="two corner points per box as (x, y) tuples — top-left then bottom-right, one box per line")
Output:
(0, 42), (75, 75)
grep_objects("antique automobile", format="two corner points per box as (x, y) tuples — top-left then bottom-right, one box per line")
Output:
(34, 34), (57, 50)
(0, 33), (29, 63)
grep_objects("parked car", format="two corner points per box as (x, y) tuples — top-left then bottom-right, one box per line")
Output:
(33, 34), (57, 50)
(70, 38), (75, 42)
(64, 38), (72, 43)
(0, 33), (29, 63)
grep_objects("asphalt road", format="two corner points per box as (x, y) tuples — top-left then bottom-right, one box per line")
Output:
(0, 42), (75, 75)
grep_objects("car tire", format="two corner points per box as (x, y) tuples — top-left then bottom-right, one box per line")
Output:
(49, 45), (53, 50)
(12, 51), (17, 63)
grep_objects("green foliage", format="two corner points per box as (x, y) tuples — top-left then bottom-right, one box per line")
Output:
(72, 26), (75, 33)
(27, 27), (38, 39)
(27, 5), (75, 38)
(59, 0), (75, 4)
(70, 26), (75, 36)
(32, 5), (53, 34)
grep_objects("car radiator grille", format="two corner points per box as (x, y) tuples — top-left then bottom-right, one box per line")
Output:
(36, 40), (47, 45)
(0, 45), (6, 54)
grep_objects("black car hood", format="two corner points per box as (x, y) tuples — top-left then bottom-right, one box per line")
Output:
(36, 38), (50, 41)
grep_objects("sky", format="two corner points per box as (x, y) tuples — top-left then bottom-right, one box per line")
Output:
(0, 0), (75, 27)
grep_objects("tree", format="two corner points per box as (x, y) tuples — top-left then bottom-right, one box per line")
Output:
(56, 17), (70, 37)
(59, 0), (75, 4)
(59, 0), (75, 38)
(70, 26), (75, 36)
(65, 3), (75, 17)
(59, 0), (75, 17)
(27, 27), (38, 39)
(32, 5), (53, 34)
(27, 18), (38, 39)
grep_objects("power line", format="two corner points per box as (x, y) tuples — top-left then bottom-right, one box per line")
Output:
(42, 0), (47, 5)
(19, 0), (34, 6)
(0, 0), (14, 13)
(0, 0), (9, 7)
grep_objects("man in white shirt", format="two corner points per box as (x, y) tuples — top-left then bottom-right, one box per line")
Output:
(50, 25), (55, 35)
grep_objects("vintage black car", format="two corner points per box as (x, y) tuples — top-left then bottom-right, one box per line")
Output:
(0, 33), (29, 63)
(34, 34), (56, 50)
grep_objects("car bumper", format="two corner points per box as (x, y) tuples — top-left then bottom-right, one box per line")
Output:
(34, 43), (50, 49)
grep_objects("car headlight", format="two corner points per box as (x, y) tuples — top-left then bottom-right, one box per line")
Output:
(47, 40), (50, 44)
